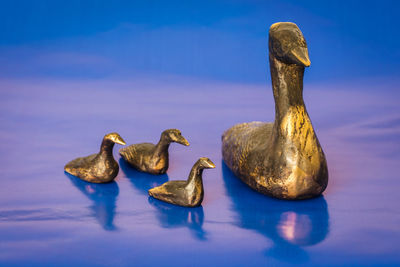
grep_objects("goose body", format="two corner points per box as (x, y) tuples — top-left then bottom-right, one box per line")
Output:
(119, 129), (189, 174)
(148, 157), (215, 207)
(222, 22), (328, 200)
(64, 132), (126, 183)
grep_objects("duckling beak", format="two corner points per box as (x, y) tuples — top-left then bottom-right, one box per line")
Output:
(290, 46), (311, 67)
(177, 136), (190, 146)
(115, 136), (126, 146)
(205, 160), (216, 169)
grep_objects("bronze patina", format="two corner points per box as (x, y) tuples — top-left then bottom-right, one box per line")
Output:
(221, 22), (328, 200)
(119, 129), (189, 174)
(148, 157), (215, 207)
(64, 132), (126, 183)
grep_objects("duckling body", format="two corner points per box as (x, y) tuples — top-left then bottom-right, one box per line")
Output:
(148, 157), (215, 207)
(119, 129), (189, 174)
(222, 22), (328, 200)
(64, 132), (126, 183)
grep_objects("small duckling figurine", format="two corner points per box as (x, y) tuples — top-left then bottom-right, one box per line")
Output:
(148, 157), (215, 207)
(64, 132), (126, 183)
(119, 129), (189, 174)
(222, 22), (328, 200)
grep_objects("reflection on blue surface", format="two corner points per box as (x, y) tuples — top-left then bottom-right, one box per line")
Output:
(119, 159), (206, 240)
(66, 173), (119, 231)
(119, 158), (169, 195)
(148, 198), (206, 241)
(222, 161), (329, 263)
(0, 78), (399, 266)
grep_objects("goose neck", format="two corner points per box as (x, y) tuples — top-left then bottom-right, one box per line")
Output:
(269, 54), (305, 121)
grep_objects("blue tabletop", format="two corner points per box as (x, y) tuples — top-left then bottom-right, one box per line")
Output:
(0, 1), (400, 266)
(0, 77), (399, 266)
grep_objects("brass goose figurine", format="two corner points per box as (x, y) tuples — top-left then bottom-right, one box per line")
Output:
(64, 132), (126, 183)
(148, 157), (216, 207)
(221, 22), (328, 200)
(119, 129), (189, 174)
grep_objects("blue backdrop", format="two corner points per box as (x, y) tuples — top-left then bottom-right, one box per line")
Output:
(1, 0), (399, 83)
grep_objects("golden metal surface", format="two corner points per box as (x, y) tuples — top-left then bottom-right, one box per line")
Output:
(119, 129), (189, 174)
(148, 157), (216, 207)
(221, 22), (328, 200)
(64, 132), (126, 183)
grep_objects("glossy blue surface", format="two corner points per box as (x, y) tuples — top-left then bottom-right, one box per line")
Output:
(1, 1), (400, 266)
(1, 78), (399, 266)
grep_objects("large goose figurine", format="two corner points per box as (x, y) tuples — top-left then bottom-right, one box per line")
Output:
(222, 22), (328, 200)
(64, 132), (126, 183)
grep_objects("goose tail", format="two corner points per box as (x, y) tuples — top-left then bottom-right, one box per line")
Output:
(221, 123), (246, 171)
(222, 121), (267, 173)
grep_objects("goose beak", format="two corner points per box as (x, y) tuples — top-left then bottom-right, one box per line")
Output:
(177, 136), (190, 146)
(115, 136), (126, 146)
(290, 46), (311, 67)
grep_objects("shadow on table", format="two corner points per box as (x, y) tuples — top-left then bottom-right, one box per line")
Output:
(148, 197), (207, 241)
(221, 161), (330, 263)
(119, 158), (169, 195)
(65, 172), (119, 231)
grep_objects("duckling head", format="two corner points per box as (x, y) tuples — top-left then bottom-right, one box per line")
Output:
(269, 22), (310, 67)
(104, 132), (126, 145)
(162, 129), (190, 146)
(197, 157), (216, 170)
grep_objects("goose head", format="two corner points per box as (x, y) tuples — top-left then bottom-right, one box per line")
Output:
(197, 157), (216, 170)
(269, 22), (310, 67)
(104, 132), (126, 145)
(162, 129), (190, 146)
